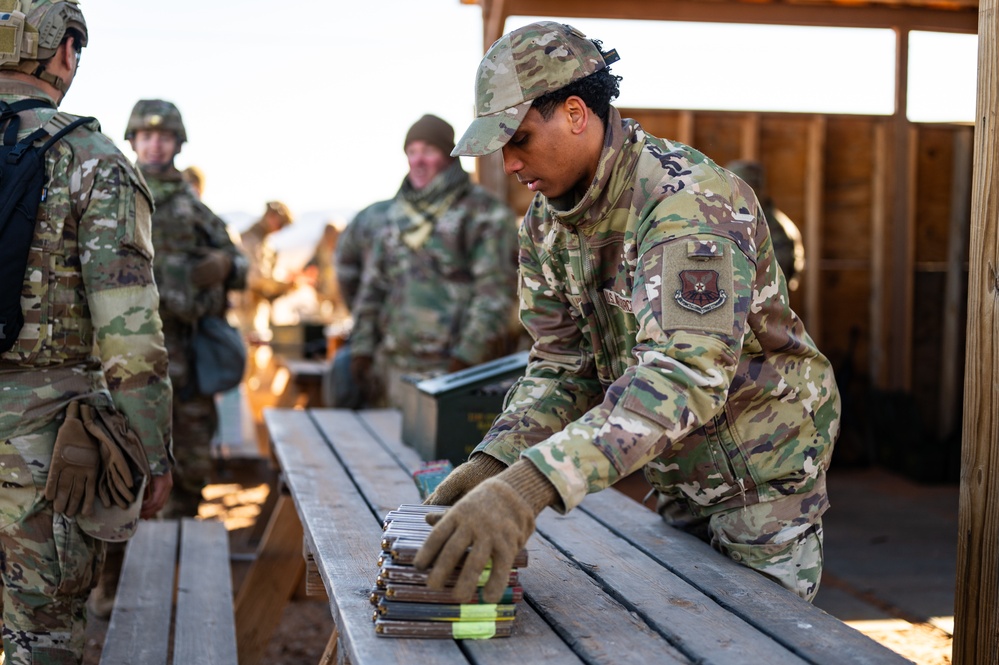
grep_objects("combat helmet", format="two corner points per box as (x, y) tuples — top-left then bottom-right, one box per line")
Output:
(125, 99), (187, 144)
(0, 0), (88, 92)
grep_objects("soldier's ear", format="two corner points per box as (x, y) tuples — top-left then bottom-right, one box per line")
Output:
(564, 96), (589, 137)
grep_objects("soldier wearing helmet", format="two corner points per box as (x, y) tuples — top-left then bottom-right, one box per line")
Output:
(234, 199), (296, 339)
(0, 2), (174, 662)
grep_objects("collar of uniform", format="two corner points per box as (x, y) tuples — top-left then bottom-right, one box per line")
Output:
(545, 106), (644, 230)
(0, 78), (57, 106)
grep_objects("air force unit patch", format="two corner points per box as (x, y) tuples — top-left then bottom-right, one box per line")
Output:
(674, 269), (727, 314)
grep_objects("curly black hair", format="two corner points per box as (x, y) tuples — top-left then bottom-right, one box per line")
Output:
(531, 37), (622, 125)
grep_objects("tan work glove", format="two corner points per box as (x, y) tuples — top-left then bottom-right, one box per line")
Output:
(190, 250), (232, 288)
(423, 453), (507, 506)
(81, 404), (150, 509)
(44, 401), (100, 517)
(414, 459), (558, 603)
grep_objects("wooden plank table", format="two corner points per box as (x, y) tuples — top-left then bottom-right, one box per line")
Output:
(238, 407), (911, 665)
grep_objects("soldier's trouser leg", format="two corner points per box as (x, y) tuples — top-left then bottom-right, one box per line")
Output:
(707, 494), (825, 602)
(0, 504), (104, 665)
(162, 393), (217, 519)
(86, 541), (125, 620)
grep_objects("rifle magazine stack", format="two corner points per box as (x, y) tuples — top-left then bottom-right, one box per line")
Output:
(373, 504), (527, 639)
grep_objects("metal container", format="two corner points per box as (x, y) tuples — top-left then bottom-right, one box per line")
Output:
(401, 351), (529, 465)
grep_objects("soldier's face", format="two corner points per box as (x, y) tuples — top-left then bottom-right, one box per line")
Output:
(405, 141), (451, 190)
(502, 104), (591, 200)
(131, 129), (180, 168)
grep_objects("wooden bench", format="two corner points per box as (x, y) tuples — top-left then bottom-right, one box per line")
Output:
(100, 518), (237, 665)
(238, 407), (911, 665)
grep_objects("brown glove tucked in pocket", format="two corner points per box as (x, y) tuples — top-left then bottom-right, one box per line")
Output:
(80, 404), (150, 510)
(44, 401), (100, 517)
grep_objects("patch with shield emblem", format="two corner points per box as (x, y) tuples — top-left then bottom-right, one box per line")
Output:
(674, 270), (727, 314)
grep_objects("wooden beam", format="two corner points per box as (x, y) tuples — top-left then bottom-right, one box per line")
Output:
(888, 27), (915, 390)
(804, 115), (826, 344)
(954, 3), (999, 663)
(488, 0), (978, 33)
(740, 113), (760, 160)
(938, 127), (973, 441)
(870, 121), (890, 387)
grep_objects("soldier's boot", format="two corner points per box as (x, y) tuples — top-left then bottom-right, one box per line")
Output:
(87, 541), (126, 620)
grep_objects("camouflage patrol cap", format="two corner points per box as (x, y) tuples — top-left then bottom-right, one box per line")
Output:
(0, 0), (88, 82)
(453, 21), (619, 157)
(125, 99), (187, 143)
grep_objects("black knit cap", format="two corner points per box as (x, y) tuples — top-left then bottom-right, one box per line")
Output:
(404, 114), (456, 157)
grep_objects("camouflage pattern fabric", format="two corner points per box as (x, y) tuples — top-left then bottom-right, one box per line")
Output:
(0, 80), (171, 664)
(335, 199), (393, 311)
(235, 218), (288, 326)
(349, 160), (519, 378)
(474, 108), (841, 597)
(142, 166), (247, 517)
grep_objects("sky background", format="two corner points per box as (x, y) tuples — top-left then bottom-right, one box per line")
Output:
(64, 1), (979, 265)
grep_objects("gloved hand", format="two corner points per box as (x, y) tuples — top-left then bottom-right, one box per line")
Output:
(81, 404), (150, 509)
(423, 453), (507, 506)
(190, 250), (232, 288)
(414, 460), (558, 602)
(44, 401), (100, 517)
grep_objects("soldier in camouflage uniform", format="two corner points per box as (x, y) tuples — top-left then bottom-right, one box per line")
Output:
(415, 22), (841, 604)
(348, 113), (519, 408)
(0, 2), (173, 662)
(235, 200), (294, 338)
(124, 99), (248, 519)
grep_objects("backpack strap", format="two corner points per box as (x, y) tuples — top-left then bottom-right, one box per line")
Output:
(6, 112), (95, 165)
(0, 99), (56, 146)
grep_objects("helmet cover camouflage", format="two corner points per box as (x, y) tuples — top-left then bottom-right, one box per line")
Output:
(452, 21), (618, 157)
(125, 99), (187, 143)
(0, 0), (87, 69)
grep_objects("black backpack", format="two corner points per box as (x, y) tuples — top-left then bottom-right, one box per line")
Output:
(0, 100), (95, 353)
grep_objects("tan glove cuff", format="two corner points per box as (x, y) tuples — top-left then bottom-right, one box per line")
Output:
(498, 459), (560, 515)
(466, 452), (507, 480)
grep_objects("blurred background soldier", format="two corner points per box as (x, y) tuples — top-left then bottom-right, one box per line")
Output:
(236, 200), (296, 340)
(182, 164), (205, 199)
(348, 114), (519, 408)
(726, 159), (805, 291)
(0, 2), (173, 661)
(124, 99), (247, 518)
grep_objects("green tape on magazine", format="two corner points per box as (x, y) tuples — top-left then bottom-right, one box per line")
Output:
(460, 604), (498, 620)
(452, 621), (497, 639)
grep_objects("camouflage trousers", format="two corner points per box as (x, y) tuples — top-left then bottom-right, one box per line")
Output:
(162, 392), (217, 518)
(657, 487), (825, 602)
(0, 421), (105, 665)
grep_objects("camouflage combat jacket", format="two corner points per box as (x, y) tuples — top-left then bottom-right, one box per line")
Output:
(335, 199), (393, 310)
(142, 168), (248, 392)
(476, 108), (841, 516)
(0, 81), (172, 475)
(350, 161), (519, 370)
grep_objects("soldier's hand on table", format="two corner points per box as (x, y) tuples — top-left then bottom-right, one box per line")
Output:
(141, 470), (173, 519)
(190, 250), (232, 287)
(423, 453), (507, 508)
(414, 460), (558, 603)
(45, 401), (100, 517)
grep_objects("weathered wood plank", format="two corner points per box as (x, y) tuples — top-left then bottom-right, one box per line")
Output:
(535, 508), (808, 664)
(579, 488), (911, 664)
(100, 521), (178, 665)
(264, 408), (468, 664)
(173, 519), (237, 665)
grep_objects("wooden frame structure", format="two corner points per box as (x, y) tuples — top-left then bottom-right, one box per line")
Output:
(459, 1), (995, 662)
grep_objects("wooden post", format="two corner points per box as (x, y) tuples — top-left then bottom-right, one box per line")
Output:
(803, 115), (826, 344)
(954, 2), (999, 663)
(938, 128), (973, 442)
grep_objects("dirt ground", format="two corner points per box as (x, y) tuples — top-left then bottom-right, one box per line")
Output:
(81, 468), (953, 665)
